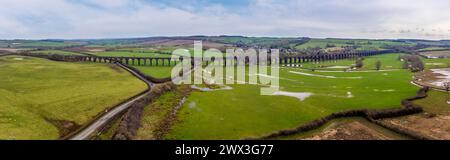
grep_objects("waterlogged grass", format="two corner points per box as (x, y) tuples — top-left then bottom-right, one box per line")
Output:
(166, 53), (419, 139)
(0, 56), (147, 140)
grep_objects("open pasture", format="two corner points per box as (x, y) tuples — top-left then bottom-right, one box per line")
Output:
(166, 53), (419, 139)
(30, 50), (84, 56)
(0, 56), (147, 139)
(88, 51), (172, 58)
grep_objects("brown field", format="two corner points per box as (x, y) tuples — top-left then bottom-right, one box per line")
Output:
(420, 50), (450, 58)
(0, 48), (27, 53)
(381, 113), (450, 140)
(139, 39), (229, 50)
(301, 119), (409, 140)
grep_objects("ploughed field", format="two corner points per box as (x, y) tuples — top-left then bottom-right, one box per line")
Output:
(163, 53), (420, 139)
(0, 56), (147, 139)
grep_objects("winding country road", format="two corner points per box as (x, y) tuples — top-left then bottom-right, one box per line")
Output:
(69, 62), (154, 140)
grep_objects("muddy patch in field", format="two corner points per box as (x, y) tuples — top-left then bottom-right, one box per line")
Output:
(108, 65), (124, 73)
(45, 118), (81, 139)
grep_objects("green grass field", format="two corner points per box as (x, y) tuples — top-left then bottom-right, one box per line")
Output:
(414, 91), (450, 114)
(298, 53), (405, 71)
(0, 56), (147, 140)
(132, 66), (174, 78)
(89, 51), (172, 58)
(422, 57), (450, 69)
(0, 40), (80, 48)
(165, 53), (419, 139)
(417, 47), (449, 52)
(295, 39), (415, 51)
(30, 50), (83, 56)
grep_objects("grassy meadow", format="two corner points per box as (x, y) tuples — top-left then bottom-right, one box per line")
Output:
(88, 51), (172, 58)
(422, 57), (450, 69)
(298, 53), (405, 71)
(132, 66), (174, 78)
(0, 56), (147, 139)
(165, 53), (420, 139)
(30, 50), (83, 56)
(295, 39), (415, 51)
(414, 91), (450, 114)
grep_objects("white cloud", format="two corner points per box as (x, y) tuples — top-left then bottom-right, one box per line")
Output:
(0, 0), (449, 39)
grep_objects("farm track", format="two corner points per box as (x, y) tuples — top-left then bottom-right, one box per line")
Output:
(69, 62), (154, 140)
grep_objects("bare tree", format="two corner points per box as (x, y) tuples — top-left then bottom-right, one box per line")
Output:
(355, 57), (364, 68)
(376, 60), (382, 71)
(444, 81), (450, 92)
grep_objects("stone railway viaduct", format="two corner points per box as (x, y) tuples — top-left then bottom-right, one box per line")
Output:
(80, 49), (394, 66)
(22, 49), (395, 67)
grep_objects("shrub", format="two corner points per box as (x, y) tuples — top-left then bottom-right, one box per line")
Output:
(375, 60), (381, 70)
(355, 57), (364, 68)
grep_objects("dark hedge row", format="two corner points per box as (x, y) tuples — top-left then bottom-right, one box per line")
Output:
(258, 87), (429, 140)
(112, 82), (176, 140)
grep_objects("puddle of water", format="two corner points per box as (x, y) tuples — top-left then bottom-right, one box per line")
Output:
(289, 71), (362, 79)
(373, 89), (396, 92)
(347, 92), (354, 98)
(431, 69), (450, 79)
(252, 73), (301, 82)
(429, 69), (450, 86)
(271, 91), (313, 101)
(326, 66), (350, 69)
(189, 102), (197, 109)
(188, 101), (202, 112)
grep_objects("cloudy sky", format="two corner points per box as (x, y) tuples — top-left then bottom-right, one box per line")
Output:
(0, 0), (449, 40)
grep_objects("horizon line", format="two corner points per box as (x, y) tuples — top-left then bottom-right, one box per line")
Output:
(1, 35), (449, 41)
